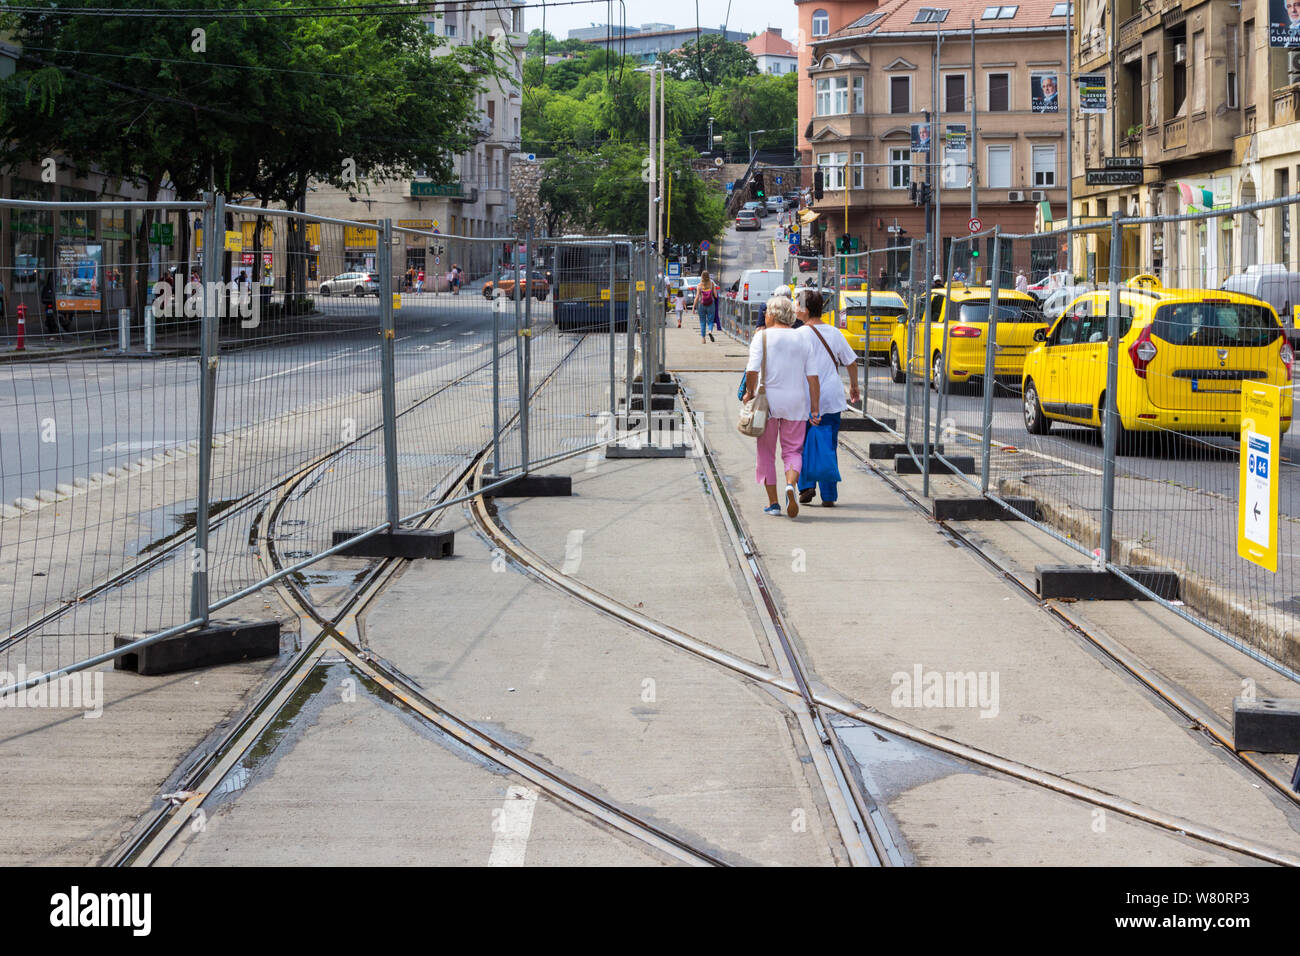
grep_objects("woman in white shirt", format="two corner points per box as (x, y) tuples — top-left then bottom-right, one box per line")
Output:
(743, 295), (821, 518)
(796, 289), (860, 506)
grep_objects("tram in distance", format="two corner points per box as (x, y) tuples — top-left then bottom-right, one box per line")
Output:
(553, 240), (631, 332)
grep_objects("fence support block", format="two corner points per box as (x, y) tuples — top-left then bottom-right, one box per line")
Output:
(840, 417), (897, 432)
(330, 529), (454, 559)
(869, 441), (943, 459)
(1233, 698), (1300, 754)
(114, 620), (280, 676)
(480, 474), (573, 498)
(1035, 565), (1179, 601)
(933, 496), (1038, 521)
(896, 454), (974, 475)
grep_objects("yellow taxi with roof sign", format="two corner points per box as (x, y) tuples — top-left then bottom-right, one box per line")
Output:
(835, 290), (908, 357)
(1020, 276), (1294, 442)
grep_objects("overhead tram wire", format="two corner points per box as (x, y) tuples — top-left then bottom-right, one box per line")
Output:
(0, 0), (618, 19)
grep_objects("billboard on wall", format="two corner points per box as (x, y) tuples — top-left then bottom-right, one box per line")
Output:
(910, 122), (932, 154)
(1031, 73), (1060, 113)
(1270, 0), (1300, 46)
(1078, 73), (1107, 113)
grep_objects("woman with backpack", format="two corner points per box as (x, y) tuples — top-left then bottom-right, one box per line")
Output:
(693, 270), (719, 343)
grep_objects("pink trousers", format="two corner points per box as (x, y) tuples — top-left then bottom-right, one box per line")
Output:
(755, 417), (807, 485)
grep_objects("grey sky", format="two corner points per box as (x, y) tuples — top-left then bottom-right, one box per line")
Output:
(525, 0), (797, 42)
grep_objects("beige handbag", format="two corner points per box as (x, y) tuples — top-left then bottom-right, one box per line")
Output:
(737, 330), (770, 437)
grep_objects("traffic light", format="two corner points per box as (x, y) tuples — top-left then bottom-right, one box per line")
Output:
(749, 179), (759, 199)
(755, 172), (765, 199)
(814, 169), (824, 200)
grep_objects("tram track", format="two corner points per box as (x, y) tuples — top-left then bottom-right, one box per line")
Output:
(467, 377), (1300, 866)
(112, 331), (730, 868)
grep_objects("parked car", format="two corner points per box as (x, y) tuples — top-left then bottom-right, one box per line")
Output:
(735, 209), (761, 232)
(319, 272), (378, 296)
(890, 286), (1048, 391)
(795, 256), (819, 273)
(1221, 264), (1300, 334)
(680, 275), (702, 307)
(1022, 277), (1294, 443)
(741, 200), (767, 219)
(764, 196), (785, 213)
(736, 268), (786, 323)
(836, 290), (909, 358)
(482, 270), (550, 300)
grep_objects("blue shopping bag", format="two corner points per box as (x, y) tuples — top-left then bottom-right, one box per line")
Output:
(801, 421), (841, 484)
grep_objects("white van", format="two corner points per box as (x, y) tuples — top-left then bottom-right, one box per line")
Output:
(1221, 265), (1300, 329)
(737, 268), (786, 322)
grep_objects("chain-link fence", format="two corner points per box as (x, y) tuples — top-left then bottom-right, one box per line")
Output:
(0, 194), (640, 693)
(845, 193), (1300, 679)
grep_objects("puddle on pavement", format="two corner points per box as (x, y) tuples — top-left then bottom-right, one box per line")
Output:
(134, 498), (244, 555)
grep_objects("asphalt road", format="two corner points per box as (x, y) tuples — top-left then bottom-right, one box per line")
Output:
(0, 287), (535, 503)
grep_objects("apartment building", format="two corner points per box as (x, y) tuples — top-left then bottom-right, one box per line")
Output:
(1073, 0), (1300, 288)
(804, 0), (1070, 279)
(308, 2), (527, 277)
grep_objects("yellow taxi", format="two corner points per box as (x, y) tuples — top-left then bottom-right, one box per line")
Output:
(889, 285), (1047, 391)
(834, 290), (908, 357)
(1020, 278), (1294, 440)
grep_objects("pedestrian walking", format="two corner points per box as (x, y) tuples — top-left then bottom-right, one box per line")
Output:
(743, 295), (821, 518)
(451, 264), (463, 295)
(405, 266), (415, 292)
(796, 289), (860, 507)
(1015, 270), (1029, 293)
(416, 269), (425, 294)
(674, 290), (685, 327)
(693, 270), (719, 343)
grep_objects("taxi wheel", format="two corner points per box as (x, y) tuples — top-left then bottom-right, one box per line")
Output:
(932, 352), (950, 393)
(1023, 379), (1050, 434)
(889, 345), (906, 383)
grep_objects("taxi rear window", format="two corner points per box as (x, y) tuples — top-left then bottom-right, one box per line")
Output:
(957, 299), (1045, 324)
(843, 299), (906, 318)
(1151, 301), (1281, 348)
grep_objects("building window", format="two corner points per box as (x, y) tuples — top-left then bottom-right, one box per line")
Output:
(944, 73), (966, 112)
(1227, 25), (1239, 109)
(1192, 30), (1206, 113)
(987, 72), (1009, 111)
(852, 151), (864, 188)
(1169, 25), (1187, 116)
(817, 152), (848, 190)
(913, 7), (950, 22)
(854, 76), (864, 112)
(815, 78), (832, 115)
(987, 145), (1012, 188)
(1032, 145), (1056, 186)
(982, 5), (1018, 18)
(1244, 21), (1254, 109)
(1050, 2), (1070, 15)
(832, 76), (849, 113)
(890, 75), (911, 113)
(890, 148), (911, 189)
(1147, 53), (1159, 126)
(812, 9), (830, 36)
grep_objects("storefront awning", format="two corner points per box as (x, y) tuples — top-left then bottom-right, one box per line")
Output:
(799, 210), (820, 224)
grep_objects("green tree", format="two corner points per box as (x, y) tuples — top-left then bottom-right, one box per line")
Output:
(658, 34), (757, 85)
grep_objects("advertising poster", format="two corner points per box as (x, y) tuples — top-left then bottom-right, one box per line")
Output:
(1031, 73), (1060, 113)
(910, 122), (932, 154)
(1270, 0), (1300, 46)
(55, 242), (102, 312)
(1078, 73), (1107, 113)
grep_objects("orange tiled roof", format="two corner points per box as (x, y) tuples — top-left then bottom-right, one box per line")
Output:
(828, 0), (1066, 39)
(745, 28), (797, 57)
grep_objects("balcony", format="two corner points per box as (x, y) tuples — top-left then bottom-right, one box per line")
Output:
(1274, 84), (1300, 126)
(1118, 13), (1143, 52)
(484, 188), (508, 207)
(1162, 115), (1187, 151)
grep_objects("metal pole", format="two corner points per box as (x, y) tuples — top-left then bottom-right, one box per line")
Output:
(658, 62), (666, 266)
(921, 232), (934, 495)
(648, 66), (657, 255)
(903, 239), (918, 453)
(979, 228), (1002, 493)
(1065, 1), (1074, 276)
(492, 242), (502, 477)
(520, 227), (530, 476)
(641, 245), (652, 446)
(516, 228), (529, 473)
(934, 27), (942, 292)
(378, 219), (401, 531)
(624, 246), (635, 427)
(1100, 213), (1122, 563)
(609, 243), (618, 424)
(118, 307), (130, 353)
(863, 258), (872, 415)
(190, 191), (222, 625)
(935, 235), (959, 475)
(970, 19), (978, 236)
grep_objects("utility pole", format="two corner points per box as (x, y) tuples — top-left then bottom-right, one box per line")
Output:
(970, 18), (978, 279)
(658, 62), (666, 260)
(934, 26), (942, 283)
(647, 64), (657, 253)
(1065, 0), (1074, 276)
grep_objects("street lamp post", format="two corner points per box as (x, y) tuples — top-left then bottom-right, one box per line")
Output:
(748, 129), (768, 165)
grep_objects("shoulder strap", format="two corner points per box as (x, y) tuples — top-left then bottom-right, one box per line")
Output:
(809, 324), (840, 367)
(758, 329), (767, 391)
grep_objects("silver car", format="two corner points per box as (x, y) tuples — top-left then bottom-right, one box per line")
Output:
(319, 272), (379, 296)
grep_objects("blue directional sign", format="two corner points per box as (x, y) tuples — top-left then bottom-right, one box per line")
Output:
(726, 182), (734, 192)
(775, 176), (783, 186)
(667, 262), (681, 276)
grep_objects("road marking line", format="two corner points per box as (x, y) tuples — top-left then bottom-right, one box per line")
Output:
(246, 357), (334, 384)
(488, 786), (538, 866)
